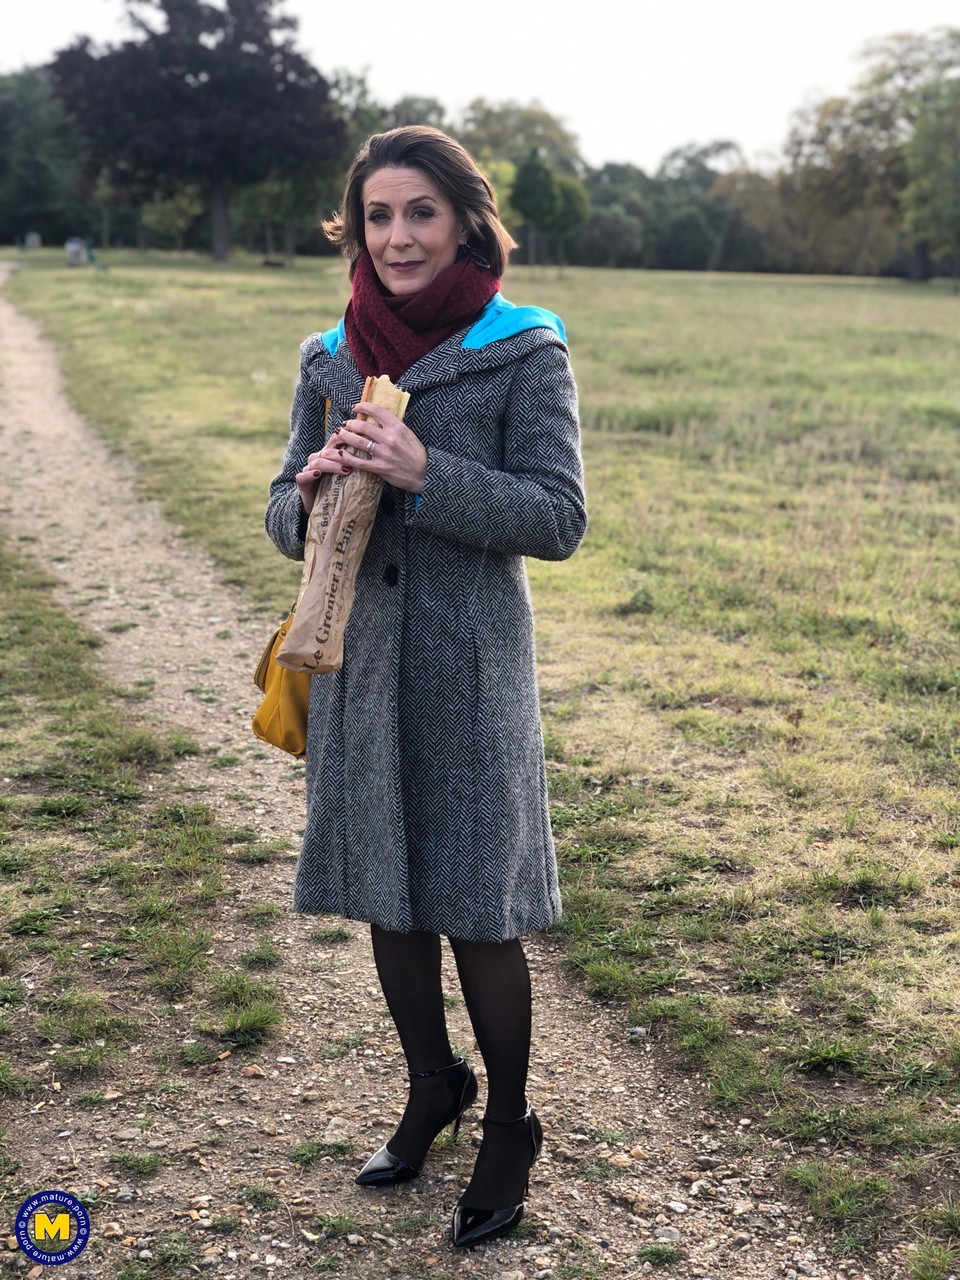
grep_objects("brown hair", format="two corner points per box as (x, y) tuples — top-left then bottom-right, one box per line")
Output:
(322, 125), (517, 277)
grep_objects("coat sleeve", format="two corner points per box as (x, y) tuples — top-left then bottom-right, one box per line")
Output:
(403, 342), (587, 561)
(263, 359), (327, 562)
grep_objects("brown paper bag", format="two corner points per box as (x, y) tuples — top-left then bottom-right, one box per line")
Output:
(276, 375), (410, 674)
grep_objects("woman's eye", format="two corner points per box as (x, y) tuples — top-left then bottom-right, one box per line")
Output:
(367, 212), (388, 224)
(412, 208), (434, 220)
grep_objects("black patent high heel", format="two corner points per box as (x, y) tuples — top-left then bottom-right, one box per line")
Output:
(451, 1102), (543, 1248)
(356, 1057), (478, 1187)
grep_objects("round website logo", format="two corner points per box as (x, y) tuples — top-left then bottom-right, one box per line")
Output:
(15, 1190), (90, 1266)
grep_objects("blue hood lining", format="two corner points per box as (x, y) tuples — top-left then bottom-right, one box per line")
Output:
(320, 293), (564, 357)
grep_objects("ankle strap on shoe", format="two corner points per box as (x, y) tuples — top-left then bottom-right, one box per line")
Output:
(482, 1101), (532, 1126)
(409, 1057), (466, 1080)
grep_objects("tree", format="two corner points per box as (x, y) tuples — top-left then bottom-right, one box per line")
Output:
(457, 99), (583, 172)
(784, 28), (960, 213)
(784, 95), (884, 220)
(467, 153), (521, 240)
(711, 169), (796, 270)
(141, 182), (203, 249)
(656, 140), (743, 191)
(654, 205), (717, 271)
(853, 26), (960, 203)
(511, 150), (560, 265)
(545, 173), (590, 265)
(310, 69), (387, 235)
(584, 163), (653, 218)
(50, 0), (346, 260)
(0, 67), (95, 244)
(387, 96), (449, 130)
(780, 27), (960, 276)
(645, 141), (767, 271)
(902, 80), (960, 289)
(233, 169), (330, 259)
(567, 203), (644, 268)
(0, 87), (13, 187)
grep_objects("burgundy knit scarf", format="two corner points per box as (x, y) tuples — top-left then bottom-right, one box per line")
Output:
(344, 249), (500, 382)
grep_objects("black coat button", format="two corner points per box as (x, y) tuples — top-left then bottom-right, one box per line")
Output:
(383, 564), (399, 586)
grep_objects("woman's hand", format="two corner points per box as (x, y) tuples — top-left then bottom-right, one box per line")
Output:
(295, 400), (428, 515)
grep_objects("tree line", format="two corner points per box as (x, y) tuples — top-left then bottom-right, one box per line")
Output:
(1, 1), (958, 279)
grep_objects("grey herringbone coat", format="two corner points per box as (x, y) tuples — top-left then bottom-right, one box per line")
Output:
(264, 297), (587, 941)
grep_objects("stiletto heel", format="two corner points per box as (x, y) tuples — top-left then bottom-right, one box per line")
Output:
(356, 1057), (478, 1187)
(451, 1102), (543, 1248)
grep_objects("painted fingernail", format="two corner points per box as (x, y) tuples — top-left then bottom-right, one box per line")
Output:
(333, 426), (341, 434)
(313, 470), (322, 477)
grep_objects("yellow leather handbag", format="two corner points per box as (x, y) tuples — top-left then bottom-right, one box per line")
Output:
(251, 398), (330, 757)
(251, 607), (310, 757)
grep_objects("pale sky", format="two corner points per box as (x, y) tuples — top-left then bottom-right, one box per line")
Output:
(3, 0), (958, 174)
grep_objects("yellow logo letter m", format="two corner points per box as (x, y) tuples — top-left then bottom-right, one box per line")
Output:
(34, 1211), (70, 1242)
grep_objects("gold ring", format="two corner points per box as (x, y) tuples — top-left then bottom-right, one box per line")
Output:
(366, 439), (376, 457)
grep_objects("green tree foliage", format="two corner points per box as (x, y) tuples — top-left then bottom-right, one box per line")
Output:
(544, 173), (590, 266)
(568, 202), (645, 268)
(458, 99), (582, 171)
(14, 26), (960, 279)
(784, 95), (889, 220)
(902, 79), (960, 287)
(386, 96), (449, 130)
(233, 170), (331, 259)
(140, 183), (204, 250)
(656, 141), (743, 191)
(475, 155), (521, 238)
(850, 27), (960, 208)
(590, 161), (658, 210)
(779, 26), (960, 276)
(573, 162), (648, 266)
(655, 205), (718, 270)
(511, 150), (560, 265)
(314, 70), (387, 233)
(571, 150), (771, 272)
(643, 144), (767, 272)
(0, 87), (11, 186)
(50, 0), (346, 259)
(328, 70), (388, 157)
(0, 68), (95, 244)
(716, 165), (898, 275)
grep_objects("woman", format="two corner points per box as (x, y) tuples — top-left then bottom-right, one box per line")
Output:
(264, 125), (586, 1248)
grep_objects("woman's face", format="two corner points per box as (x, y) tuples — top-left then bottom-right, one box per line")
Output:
(362, 166), (464, 296)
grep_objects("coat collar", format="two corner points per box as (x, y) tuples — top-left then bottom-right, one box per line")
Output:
(303, 294), (566, 401)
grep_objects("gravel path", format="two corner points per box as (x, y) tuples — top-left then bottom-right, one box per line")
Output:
(0, 263), (896, 1280)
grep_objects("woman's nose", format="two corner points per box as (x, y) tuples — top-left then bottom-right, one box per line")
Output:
(389, 218), (413, 247)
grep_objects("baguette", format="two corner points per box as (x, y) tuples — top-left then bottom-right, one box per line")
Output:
(276, 375), (409, 675)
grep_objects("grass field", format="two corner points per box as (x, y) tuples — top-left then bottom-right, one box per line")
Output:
(3, 248), (960, 1273)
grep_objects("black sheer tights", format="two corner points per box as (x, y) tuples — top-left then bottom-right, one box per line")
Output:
(370, 925), (533, 1204)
